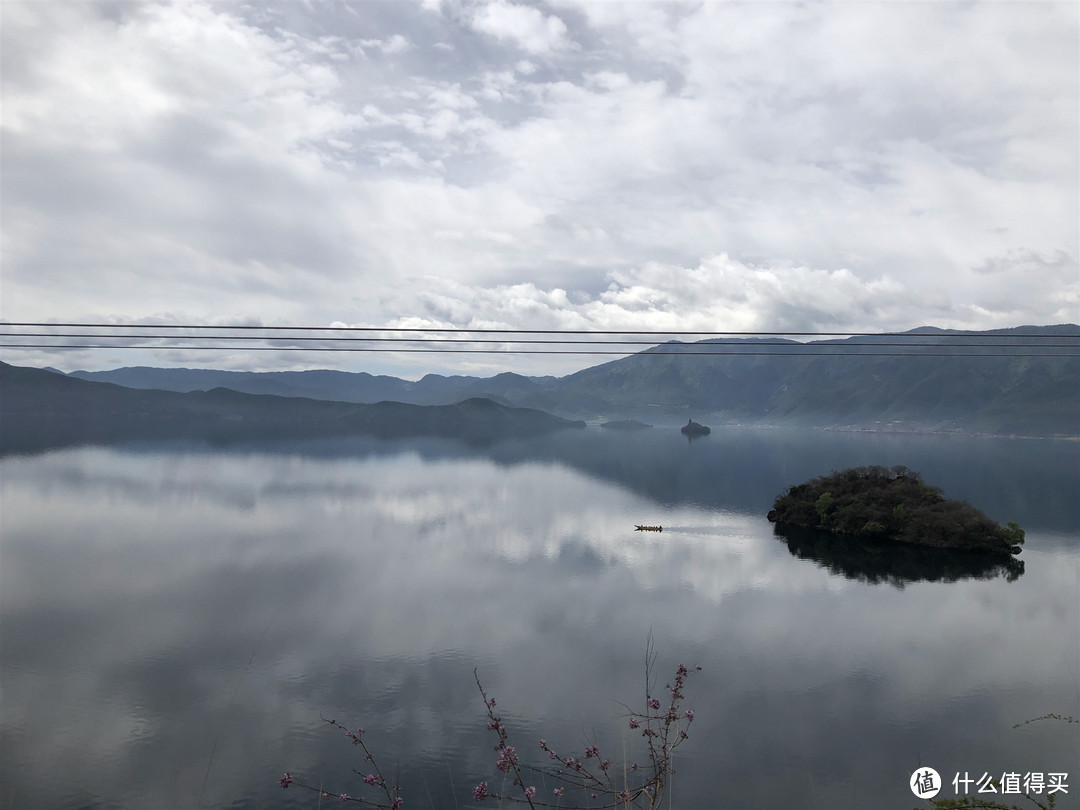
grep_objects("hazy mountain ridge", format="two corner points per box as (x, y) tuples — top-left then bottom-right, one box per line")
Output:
(67, 365), (562, 406)
(0, 362), (585, 453)
(501, 326), (1078, 434)
(52, 324), (1080, 436)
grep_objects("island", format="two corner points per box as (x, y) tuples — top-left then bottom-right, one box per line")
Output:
(767, 465), (1025, 554)
(680, 419), (711, 437)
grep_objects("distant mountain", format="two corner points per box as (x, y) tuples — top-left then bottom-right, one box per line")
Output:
(59, 324), (1080, 436)
(68, 365), (563, 407)
(67, 366), (465, 403)
(0, 362), (585, 453)
(541, 325), (1080, 435)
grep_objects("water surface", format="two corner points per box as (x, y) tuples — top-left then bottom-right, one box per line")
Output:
(2, 428), (1077, 809)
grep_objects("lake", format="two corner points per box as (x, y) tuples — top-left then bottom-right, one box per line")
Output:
(1, 427), (1077, 810)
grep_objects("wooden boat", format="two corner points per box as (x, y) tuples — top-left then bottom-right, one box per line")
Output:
(635, 525), (663, 532)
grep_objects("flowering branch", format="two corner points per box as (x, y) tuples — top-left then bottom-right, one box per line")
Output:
(278, 717), (404, 808)
(280, 646), (700, 810)
(473, 669), (538, 808)
(473, 645), (700, 809)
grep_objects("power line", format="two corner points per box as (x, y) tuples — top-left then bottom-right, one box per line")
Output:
(1, 332), (1076, 348)
(2, 323), (1075, 358)
(1, 344), (1074, 357)
(3, 322), (1077, 338)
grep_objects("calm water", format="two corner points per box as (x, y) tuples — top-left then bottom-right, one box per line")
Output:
(1, 428), (1077, 810)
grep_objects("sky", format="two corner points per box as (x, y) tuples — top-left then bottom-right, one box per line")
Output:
(2, 0), (1078, 378)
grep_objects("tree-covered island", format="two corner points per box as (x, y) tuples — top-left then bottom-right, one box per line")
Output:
(768, 466), (1025, 554)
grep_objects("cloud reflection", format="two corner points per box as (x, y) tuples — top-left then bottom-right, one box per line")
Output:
(1, 441), (1076, 809)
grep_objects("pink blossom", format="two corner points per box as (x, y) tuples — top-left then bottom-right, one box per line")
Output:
(496, 746), (518, 772)
(524, 786), (536, 798)
(473, 782), (489, 802)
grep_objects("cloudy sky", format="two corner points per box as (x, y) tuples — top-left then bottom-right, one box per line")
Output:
(2, 0), (1077, 377)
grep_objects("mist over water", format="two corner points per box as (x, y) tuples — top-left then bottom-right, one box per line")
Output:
(2, 428), (1077, 809)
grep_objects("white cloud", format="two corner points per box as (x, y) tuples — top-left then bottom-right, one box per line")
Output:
(376, 255), (916, 335)
(2, 0), (1076, 376)
(370, 248), (1077, 352)
(359, 33), (411, 55)
(470, 0), (572, 54)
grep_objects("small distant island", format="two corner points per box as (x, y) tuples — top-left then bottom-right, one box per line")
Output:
(767, 466), (1025, 554)
(681, 419), (711, 437)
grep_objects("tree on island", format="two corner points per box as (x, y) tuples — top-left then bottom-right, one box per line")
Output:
(768, 465), (1025, 554)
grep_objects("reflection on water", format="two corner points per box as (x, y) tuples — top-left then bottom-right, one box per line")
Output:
(1, 429), (1077, 810)
(774, 524), (1026, 586)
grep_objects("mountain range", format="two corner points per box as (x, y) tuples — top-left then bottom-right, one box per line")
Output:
(59, 325), (1079, 437)
(0, 361), (585, 453)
